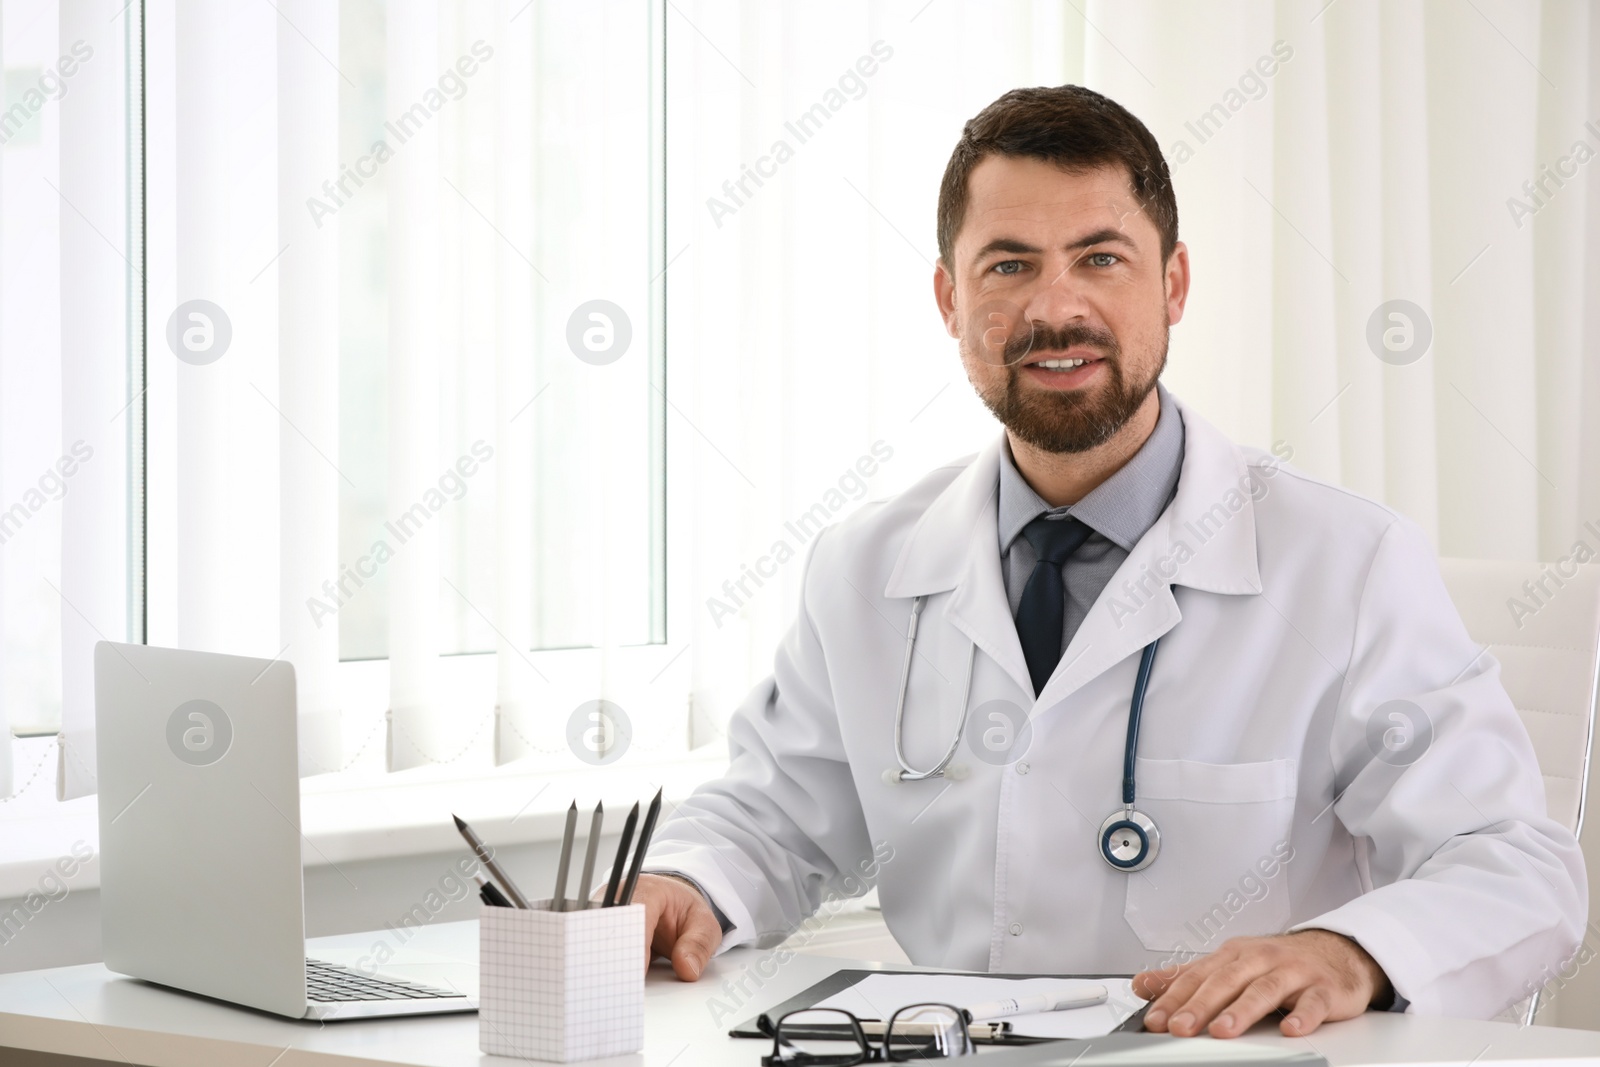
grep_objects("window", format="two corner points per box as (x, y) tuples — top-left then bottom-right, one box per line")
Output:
(5, 0), (685, 798)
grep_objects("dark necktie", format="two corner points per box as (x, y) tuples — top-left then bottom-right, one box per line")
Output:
(1015, 515), (1093, 697)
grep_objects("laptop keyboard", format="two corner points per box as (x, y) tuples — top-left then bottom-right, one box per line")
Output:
(305, 958), (466, 1002)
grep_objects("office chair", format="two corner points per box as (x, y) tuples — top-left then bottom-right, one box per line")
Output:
(1439, 558), (1600, 1029)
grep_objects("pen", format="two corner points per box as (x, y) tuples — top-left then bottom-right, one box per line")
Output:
(452, 814), (532, 909)
(576, 801), (604, 910)
(760, 1014), (1010, 1041)
(475, 872), (511, 908)
(619, 787), (663, 906)
(868, 1020), (1009, 1040)
(964, 984), (1107, 1021)
(602, 802), (639, 907)
(552, 801), (578, 912)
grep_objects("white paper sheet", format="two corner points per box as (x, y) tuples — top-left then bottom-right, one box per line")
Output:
(813, 973), (1146, 1040)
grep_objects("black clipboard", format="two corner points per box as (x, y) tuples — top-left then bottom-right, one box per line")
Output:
(729, 969), (1150, 1046)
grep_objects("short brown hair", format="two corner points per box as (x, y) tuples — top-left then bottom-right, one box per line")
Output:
(937, 85), (1178, 267)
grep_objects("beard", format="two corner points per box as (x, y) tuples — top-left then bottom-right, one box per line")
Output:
(967, 319), (1167, 454)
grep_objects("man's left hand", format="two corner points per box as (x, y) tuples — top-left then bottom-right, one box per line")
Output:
(1131, 929), (1393, 1039)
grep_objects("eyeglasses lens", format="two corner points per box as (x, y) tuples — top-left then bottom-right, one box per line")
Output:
(885, 1003), (973, 1061)
(771, 1009), (870, 1066)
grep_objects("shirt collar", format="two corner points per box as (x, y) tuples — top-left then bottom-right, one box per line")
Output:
(996, 381), (1185, 554)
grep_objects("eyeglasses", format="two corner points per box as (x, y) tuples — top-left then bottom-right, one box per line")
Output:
(759, 1004), (976, 1065)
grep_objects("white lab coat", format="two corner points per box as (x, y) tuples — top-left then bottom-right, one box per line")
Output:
(648, 396), (1586, 1019)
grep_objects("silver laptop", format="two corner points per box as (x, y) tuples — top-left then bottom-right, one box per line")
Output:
(94, 641), (476, 1020)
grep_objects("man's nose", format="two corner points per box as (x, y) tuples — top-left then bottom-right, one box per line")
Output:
(1021, 259), (1093, 325)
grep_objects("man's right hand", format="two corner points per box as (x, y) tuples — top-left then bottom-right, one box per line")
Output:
(624, 873), (724, 981)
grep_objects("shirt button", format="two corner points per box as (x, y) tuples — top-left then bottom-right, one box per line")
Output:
(1016, 762), (1029, 775)
(1009, 922), (1023, 936)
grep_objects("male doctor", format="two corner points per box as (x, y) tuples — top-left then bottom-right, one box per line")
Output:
(634, 85), (1587, 1037)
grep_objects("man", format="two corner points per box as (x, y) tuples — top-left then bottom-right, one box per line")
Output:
(632, 85), (1586, 1038)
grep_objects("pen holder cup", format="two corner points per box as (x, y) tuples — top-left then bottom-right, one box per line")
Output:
(479, 900), (646, 1062)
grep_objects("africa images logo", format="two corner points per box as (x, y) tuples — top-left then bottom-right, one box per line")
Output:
(1364, 699), (1432, 767)
(165, 700), (233, 766)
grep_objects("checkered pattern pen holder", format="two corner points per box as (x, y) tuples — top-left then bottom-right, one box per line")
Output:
(479, 900), (646, 1062)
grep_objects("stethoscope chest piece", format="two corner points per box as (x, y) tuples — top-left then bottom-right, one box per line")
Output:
(1098, 808), (1160, 872)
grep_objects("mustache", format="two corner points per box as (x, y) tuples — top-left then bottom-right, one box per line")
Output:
(1001, 321), (1121, 364)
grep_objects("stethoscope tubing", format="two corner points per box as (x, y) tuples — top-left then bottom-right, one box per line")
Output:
(891, 595), (979, 782)
(890, 595), (1165, 871)
(1122, 638), (1161, 805)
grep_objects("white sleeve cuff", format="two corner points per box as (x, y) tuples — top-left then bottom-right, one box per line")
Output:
(644, 864), (758, 955)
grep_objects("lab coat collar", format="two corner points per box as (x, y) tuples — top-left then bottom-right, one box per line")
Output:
(883, 433), (1007, 601)
(1127, 396), (1266, 599)
(882, 394), (1264, 704)
(1039, 399), (1265, 706)
(881, 434), (1032, 691)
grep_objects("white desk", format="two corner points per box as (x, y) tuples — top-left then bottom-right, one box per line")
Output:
(3, 921), (1600, 1066)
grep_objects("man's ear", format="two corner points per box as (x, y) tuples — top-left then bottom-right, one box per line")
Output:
(934, 260), (960, 338)
(1164, 240), (1191, 328)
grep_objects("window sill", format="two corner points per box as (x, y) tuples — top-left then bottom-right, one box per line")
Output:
(0, 734), (728, 899)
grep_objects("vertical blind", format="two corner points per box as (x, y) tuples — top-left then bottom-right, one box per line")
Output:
(53, 0), (136, 799)
(276, 0), (342, 775)
(383, 0), (444, 772)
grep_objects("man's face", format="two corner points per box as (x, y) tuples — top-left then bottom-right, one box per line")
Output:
(935, 156), (1188, 454)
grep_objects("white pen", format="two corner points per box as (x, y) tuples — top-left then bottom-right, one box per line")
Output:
(964, 984), (1108, 1021)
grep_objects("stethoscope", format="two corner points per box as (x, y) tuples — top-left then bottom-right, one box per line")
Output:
(885, 595), (1164, 873)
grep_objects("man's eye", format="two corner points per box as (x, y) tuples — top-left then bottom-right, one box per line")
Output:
(992, 260), (1025, 275)
(1086, 252), (1119, 267)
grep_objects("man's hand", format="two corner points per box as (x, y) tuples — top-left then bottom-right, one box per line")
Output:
(621, 873), (724, 981)
(1132, 930), (1392, 1039)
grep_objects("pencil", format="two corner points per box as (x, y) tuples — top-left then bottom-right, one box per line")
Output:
(576, 801), (604, 909)
(452, 814), (532, 909)
(602, 802), (640, 907)
(552, 801), (578, 912)
(475, 872), (512, 908)
(619, 787), (663, 906)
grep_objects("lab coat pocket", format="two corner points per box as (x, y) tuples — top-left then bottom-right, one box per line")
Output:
(1122, 757), (1298, 955)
